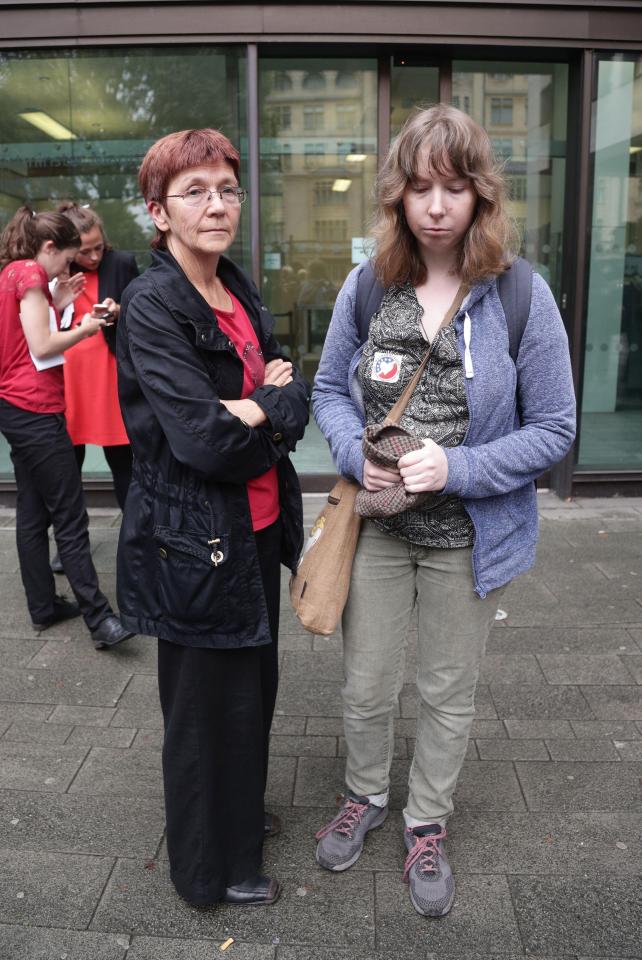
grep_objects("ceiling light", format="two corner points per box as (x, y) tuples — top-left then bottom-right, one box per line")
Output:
(346, 154), (367, 162)
(19, 111), (77, 140)
(332, 179), (352, 192)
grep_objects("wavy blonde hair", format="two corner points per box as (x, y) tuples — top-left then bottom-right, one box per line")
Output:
(372, 104), (518, 287)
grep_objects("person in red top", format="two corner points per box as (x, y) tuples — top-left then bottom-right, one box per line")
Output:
(0, 206), (134, 649)
(56, 203), (138, 510)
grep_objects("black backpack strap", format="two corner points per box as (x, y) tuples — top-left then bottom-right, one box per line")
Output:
(497, 256), (533, 364)
(355, 260), (385, 345)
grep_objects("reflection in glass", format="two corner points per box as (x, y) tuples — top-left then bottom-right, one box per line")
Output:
(452, 62), (568, 302)
(390, 62), (439, 137)
(259, 58), (378, 473)
(0, 45), (246, 479)
(578, 56), (642, 470)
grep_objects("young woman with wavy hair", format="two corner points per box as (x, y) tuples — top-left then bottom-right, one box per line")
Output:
(312, 104), (575, 918)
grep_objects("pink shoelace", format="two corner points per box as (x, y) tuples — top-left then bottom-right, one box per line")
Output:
(315, 798), (368, 841)
(402, 826), (447, 882)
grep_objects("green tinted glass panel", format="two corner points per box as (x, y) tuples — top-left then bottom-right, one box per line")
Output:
(391, 62), (439, 137)
(259, 58), (378, 474)
(0, 45), (246, 479)
(452, 61), (568, 301)
(578, 56), (642, 470)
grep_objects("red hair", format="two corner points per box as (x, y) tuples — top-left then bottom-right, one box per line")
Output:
(138, 129), (241, 249)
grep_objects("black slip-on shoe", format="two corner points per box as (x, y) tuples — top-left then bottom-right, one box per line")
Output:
(223, 875), (281, 906)
(264, 812), (282, 839)
(91, 616), (135, 650)
(31, 595), (81, 632)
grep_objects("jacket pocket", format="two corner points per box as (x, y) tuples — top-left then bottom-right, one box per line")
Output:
(152, 525), (232, 626)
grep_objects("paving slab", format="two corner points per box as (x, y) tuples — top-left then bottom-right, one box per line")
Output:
(127, 936), (275, 959)
(538, 655), (634, 685)
(447, 810), (641, 875)
(0, 662), (131, 707)
(478, 654), (545, 683)
(486, 626), (637, 655)
(0, 740), (88, 792)
(544, 738), (620, 761)
(516, 761), (640, 811)
(489, 683), (593, 719)
(509, 875), (641, 957)
(0, 925), (129, 960)
(375, 872), (522, 955)
(2, 717), (73, 744)
(476, 738), (548, 760)
(579, 684), (642, 720)
(0, 846), (114, 928)
(569, 720), (640, 739)
(92, 859), (376, 948)
(0, 789), (164, 857)
(69, 746), (163, 798)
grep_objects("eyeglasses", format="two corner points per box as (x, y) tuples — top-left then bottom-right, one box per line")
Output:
(162, 186), (247, 207)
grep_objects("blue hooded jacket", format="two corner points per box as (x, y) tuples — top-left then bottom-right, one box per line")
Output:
(312, 261), (576, 597)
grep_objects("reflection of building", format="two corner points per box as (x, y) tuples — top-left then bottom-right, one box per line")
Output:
(261, 67), (377, 286)
(0, 2), (641, 496)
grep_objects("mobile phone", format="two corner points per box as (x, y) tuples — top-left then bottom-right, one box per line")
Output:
(93, 302), (114, 323)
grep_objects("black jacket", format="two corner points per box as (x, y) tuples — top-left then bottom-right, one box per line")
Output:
(70, 248), (139, 354)
(116, 248), (310, 648)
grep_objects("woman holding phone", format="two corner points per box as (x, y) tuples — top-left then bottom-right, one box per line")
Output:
(55, 203), (138, 517)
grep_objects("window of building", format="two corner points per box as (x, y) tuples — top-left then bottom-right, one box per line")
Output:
(303, 105), (324, 131)
(303, 71), (326, 91)
(508, 176), (527, 201)
(336, 105), (357, 131)
(272, 105), (291, 130)
(314, 219), (347, 241)
(490, 96), (513, 125)
(273, 71), (292, 91)
(304, 143), (325, 168)
(492, 138), (513, 158)
(335, 70), (357, 89)
(314, 180), (347, 204)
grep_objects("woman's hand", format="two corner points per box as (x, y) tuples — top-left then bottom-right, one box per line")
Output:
(398, 438), (448, 492)
(220, 398), (267, 427)
(76, 312), (106, 339)
(363, 458), (401, 491)
(52, 272), (85, 311)
(264, 358), (293, 387)
(97, 297), (120, 321)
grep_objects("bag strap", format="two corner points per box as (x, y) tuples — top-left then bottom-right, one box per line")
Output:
(385, 284), (468, 426)
(497, 256), (533, 364)
(356, 256), (533, 365)
(355, 261), (384, 344)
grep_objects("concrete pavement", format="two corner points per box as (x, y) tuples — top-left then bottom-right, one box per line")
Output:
(0, 492), (640, 959)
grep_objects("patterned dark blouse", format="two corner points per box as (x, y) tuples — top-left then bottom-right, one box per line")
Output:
(358, 283), (475, 548)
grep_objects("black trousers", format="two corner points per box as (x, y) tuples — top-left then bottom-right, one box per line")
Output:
(74, 443), (132, 512)
(0, 400), (112, 630)
(157, 518), (282, 906)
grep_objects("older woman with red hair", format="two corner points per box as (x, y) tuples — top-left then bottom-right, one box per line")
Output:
(116, 129), (309, 908)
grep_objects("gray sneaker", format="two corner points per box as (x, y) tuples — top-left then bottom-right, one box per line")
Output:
(315, 792), (388, 871)
(403, 823), (455, 917)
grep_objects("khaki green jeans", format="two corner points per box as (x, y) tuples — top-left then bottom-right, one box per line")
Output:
(341, 520), (503, 825)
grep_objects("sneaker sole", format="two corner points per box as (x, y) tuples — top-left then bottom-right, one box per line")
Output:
(408, 883), (455, 918)
(315, 805), (389, 872)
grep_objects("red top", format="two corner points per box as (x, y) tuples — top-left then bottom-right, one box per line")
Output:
(0, 259), (65, 413)
(63, 271), (129, 446)
(214, 291), (279, 532)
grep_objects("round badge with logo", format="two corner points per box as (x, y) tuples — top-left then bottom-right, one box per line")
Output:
(371, 352), (402, 384)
